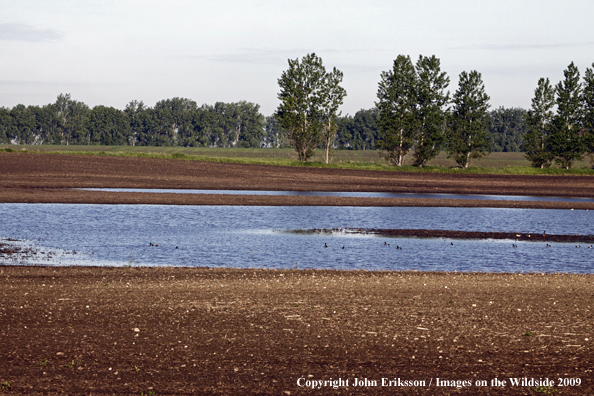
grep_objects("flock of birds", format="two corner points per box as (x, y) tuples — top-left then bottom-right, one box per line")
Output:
(322, 241), (593, 249)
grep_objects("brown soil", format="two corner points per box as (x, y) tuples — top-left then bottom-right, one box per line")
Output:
(1, 266), (592, 395)
(1, 152), (594, 394)
(1, 152), (594, 209)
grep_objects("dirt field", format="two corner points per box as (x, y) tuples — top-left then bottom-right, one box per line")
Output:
(1, 152), (594, 209)
(1, 266), (592, 395)
(1, 152), (594, 394)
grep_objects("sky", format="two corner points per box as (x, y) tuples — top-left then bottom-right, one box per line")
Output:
(1, 0), (593, 116)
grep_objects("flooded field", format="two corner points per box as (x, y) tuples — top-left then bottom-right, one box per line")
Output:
(1, 203), (592, 272)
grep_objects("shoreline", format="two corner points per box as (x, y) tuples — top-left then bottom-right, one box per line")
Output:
(3, 187), (594, 210)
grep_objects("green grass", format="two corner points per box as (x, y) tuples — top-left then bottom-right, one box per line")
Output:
(2, 144), (593, 175)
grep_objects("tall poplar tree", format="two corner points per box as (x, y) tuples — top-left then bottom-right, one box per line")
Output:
(276, 53), (345, 162)
(446, 71), (490, 168)
(54, 93), (89, 145)
(376, 55), (417, 166)
(550, 62), (584, 169)
(583, 63), (594, 166)
(523, 78), (556, 168)
(320, 68), (347, 164)
(413, 55), (450, 167)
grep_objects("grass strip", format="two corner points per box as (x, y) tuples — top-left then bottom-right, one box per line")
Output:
(1, 146), (594, 176)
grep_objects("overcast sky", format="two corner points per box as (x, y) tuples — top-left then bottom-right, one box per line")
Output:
(1, 0), (593, 116)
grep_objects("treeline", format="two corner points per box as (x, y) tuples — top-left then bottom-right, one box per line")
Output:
(0, 95), (270, 148)
(332, 59), (594, 169)
(523, 62), (594, 169)
(0, 95), (528, 152)
(2, 60), (593, 170)
(334, 106), (528, 153)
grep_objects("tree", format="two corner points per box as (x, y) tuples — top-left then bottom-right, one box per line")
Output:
(9, 104), (37, 144)
(446, 70), (491, 168)
(549, 62), (584, 169)
(488, 107), (528, 153)
(413, 55), (450, 166)
(264, 115), (289, 148)
(335, 108), (379, 150)
(523, 78), (556, 168)
(583, 63), (594, 166)
(86, 106), (132, 145)
(153, 97), (198, 146)
(275, 53), (345, 162)
(54, 93), (89, 145)
(0, 107), (11, 144)
(226, 101), (266, 148)
(124, 100), (146, 146)
(319, 68), (347, 163)
(376, 55), (417, 166)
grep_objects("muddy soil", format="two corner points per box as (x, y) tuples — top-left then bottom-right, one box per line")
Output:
(1, 152), (594, 209)
(0, 266), (592, 395)
(298, 229), (594, 243)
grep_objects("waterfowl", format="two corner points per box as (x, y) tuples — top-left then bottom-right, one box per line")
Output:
(576, 245), (580, 248)
(342, 246), (345, 249)
(450, 242), (453, 246)
(512, 244), (517, 248)
(384, 242), (390, 246)
(396, 246), (402, 250)
(324, 243), (328, 248)
(546, 244), (551, 248)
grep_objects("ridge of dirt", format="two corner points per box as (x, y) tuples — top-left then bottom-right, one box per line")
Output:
(1, 152), (594, 209)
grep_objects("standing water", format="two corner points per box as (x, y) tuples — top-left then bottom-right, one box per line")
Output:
(1, 204), (592, 273)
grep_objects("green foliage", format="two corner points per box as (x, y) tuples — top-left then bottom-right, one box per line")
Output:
(376, 55), (450, 167)
(64, 360), (82, 368)
(376, 55), (417, 166)
(447, 70), (491, 168)
(583, 63), (594, 166)
(319, 67), (347, 163)
(275, 53), (346, 162)
(533, 386), (557, 393)
(264, 115), (289, 148)
(336, 108), (379, 150)
(54, 93), (90, 145)
(550, 62), (584, 169)
(0, 95), (266, 149)
(86, 105), (132, 145)
(524, 78), (556, 168)
(0, 107), (11, 144)
(488, 107), (528, 153)
(413, 55), (450, 166)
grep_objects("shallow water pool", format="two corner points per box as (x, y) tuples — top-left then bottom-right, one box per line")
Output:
(1, 204), (592, 273)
